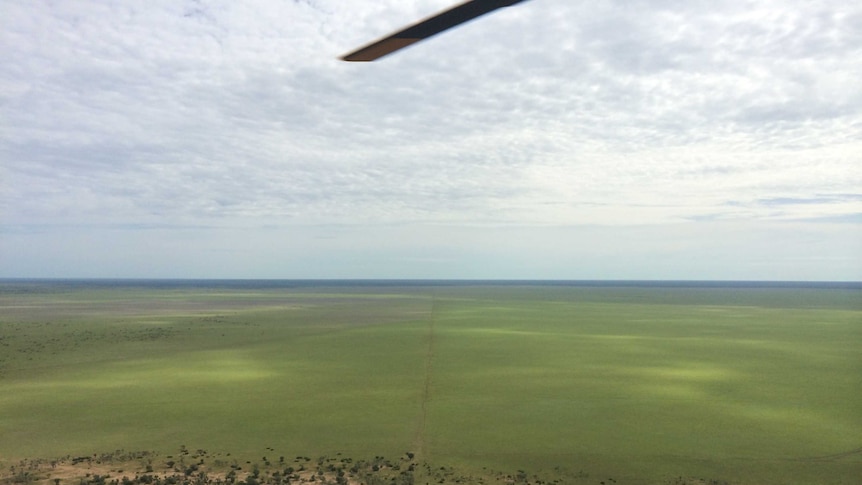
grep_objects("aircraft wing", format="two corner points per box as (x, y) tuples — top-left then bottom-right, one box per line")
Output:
(341, 0), (530, 62)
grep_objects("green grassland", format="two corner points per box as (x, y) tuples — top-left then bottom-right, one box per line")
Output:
(1, 282), (860, 484)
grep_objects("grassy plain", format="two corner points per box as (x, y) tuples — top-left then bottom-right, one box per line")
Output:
(1, 281), (860, 484)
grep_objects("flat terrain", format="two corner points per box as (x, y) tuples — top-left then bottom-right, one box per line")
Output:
(1, 281), (860, 484)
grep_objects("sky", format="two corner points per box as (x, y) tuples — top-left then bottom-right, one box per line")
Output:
(1, 0), (861, 280)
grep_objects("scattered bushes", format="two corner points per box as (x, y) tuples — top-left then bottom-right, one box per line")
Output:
(1, 448), (587, 485)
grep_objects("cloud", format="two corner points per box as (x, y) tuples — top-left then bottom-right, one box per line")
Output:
(1, 0), (860, 278)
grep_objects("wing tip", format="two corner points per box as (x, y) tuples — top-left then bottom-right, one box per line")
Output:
(340, 38), (421, 62)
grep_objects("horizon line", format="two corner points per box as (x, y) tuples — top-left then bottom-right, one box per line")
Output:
(1, 278), (860, 289)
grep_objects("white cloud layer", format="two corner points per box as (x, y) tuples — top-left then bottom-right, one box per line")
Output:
(1, 0), (860, 279)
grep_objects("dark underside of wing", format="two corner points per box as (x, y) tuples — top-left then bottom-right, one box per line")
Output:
(341, 0), (529, 62)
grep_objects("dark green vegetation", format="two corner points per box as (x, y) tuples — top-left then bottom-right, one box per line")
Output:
(1, 281), (860, 485)
(3, 448), (540, 485)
